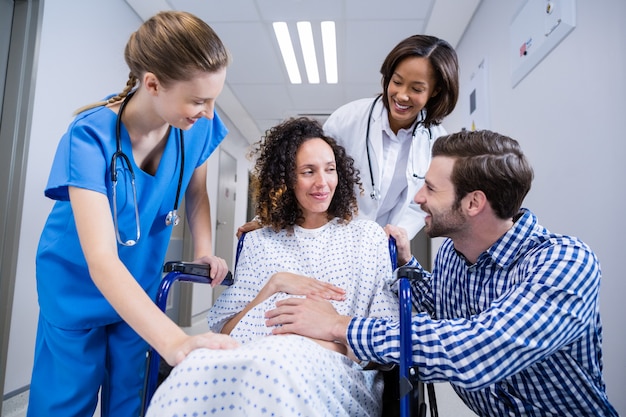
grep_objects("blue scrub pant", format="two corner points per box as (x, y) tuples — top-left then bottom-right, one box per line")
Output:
(27, 314), (148, 417)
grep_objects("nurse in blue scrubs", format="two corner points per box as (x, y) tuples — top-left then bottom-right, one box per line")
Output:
(27, 11), (238, 417)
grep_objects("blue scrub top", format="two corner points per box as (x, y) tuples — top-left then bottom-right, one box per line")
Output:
(36, 103), (228, 329)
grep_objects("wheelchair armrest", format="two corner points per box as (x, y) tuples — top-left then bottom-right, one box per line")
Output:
(394, 265), (422, 281)
(156, 262), (233, 312)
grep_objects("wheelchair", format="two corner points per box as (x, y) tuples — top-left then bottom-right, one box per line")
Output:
(141, 235), (428, 417)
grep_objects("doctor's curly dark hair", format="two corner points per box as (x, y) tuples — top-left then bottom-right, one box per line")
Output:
(250, 117), (362, 231)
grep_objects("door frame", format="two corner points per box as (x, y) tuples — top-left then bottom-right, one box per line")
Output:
(0, 0), (44, 398)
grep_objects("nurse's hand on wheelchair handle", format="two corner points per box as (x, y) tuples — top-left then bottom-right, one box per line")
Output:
(192, 254), (228, 286)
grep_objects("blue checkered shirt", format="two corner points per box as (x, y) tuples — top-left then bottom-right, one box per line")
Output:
(348, 209), (618, 416)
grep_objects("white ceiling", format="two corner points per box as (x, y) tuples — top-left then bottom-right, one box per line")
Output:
(125, 0), (481, 145)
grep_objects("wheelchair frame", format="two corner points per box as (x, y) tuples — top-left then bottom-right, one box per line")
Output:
(141, 235), (426, 417)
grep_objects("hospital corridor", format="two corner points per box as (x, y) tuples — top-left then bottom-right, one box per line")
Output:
(1, 0), (625, 416)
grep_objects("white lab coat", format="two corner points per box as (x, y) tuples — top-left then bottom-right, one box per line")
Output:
(324, 96), (446, 239)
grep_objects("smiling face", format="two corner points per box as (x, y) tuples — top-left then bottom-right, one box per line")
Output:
(294, 138), (338, 229)
(386, 56), (438, 133)
(414, 156), (467, 238)
(152, 69), (227, 130)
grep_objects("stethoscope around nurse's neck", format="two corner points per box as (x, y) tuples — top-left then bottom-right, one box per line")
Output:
(111, 90), (185, 246)
(365, 94), (432, 200)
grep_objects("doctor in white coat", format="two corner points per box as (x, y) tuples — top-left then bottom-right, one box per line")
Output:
(324, 34), (459, 239)
(237, 34), (458, 240)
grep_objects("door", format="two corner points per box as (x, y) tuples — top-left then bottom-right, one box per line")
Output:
(212, 149), (237, 303)
(188, 148), (237, 315)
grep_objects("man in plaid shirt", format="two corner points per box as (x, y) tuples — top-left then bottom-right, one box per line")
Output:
(267, 129), (618, 416)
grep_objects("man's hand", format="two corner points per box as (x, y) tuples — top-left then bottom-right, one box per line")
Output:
(221, 273), (345, 335)
(384, 224), (412, 265)
(265, 296), (352, 344)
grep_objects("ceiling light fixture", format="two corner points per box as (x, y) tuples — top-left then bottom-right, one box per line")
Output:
(321, 21), (337, 84)
(273, 21), (337, 85)
(297, 21), (320, 84)
(272, 22), (302, 84)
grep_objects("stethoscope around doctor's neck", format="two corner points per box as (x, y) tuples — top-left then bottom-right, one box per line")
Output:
(111, 91), (185, 246)
(365, 94), (432, 200)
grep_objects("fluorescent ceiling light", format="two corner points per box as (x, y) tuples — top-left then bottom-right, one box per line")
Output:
(273, 22), (302, 84)
(321, 21), (337, 84)
(273, 20), (337, 85)
(297, 21), (319, 84)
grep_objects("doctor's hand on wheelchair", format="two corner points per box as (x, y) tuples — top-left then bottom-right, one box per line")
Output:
(384, 224), (412, 265)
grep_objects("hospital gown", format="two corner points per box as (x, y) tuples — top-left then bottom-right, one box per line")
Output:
(147, 218), (399, 416)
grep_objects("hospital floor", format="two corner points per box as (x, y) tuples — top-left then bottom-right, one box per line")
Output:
(2, 390), (29, 417)
(2, 390), (102, 417)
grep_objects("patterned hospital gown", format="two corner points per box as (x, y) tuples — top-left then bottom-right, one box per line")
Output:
(147, 218), (399, 416)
